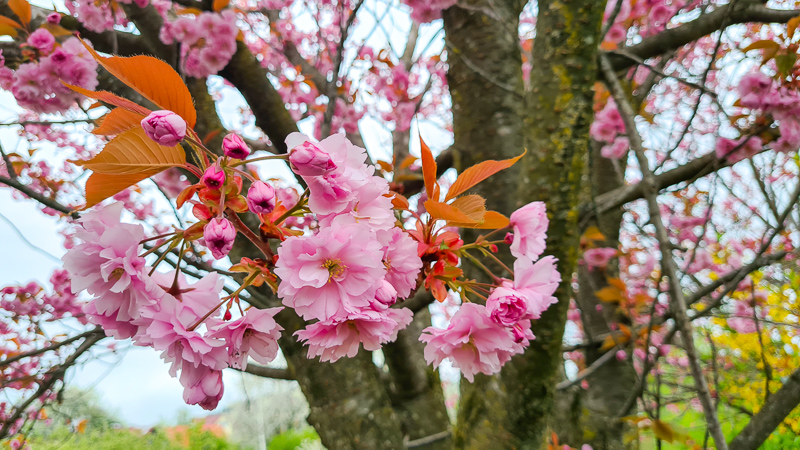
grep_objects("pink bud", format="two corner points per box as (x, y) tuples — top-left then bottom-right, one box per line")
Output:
(141, 110), (186, 147)
(372, 280), (398, 309)
(204, 217), (236, 260)
(222, 133), (250, 160)
(504, 232), (514, 245)
(201, 164), (225, 190)
(616, 350), (627, 361)
(46, 12), (61, 24)
(289, 141), (336, 176)
(246, 181), (276, 214)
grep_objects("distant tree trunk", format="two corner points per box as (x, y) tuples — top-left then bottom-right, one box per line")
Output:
(553, 143), (637, 449)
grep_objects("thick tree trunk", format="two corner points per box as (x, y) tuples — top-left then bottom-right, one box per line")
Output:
(443, 1), (527, 447)
(446, 0), (606, 447)
(383, 303), (453, 449)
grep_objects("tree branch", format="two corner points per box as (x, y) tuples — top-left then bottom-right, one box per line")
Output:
(607, 4), (800, 72)
(242, 364), (295, 380)
(729, 367), (800, 450)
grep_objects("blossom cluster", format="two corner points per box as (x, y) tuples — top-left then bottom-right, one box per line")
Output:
(420, 203), (560, 380)
(62, 204), (283, 410)
(275, 133), (420, 361)
(714, 71), (800, 162)
(589, 99), (630, 160)
(159, 11), (239, 78)
(66, 0), (147, 33)
(0, 33), (99, 114)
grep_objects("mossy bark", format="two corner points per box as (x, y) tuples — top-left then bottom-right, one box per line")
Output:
(553, 143), (637, 449)
(445, 0), (606, 447)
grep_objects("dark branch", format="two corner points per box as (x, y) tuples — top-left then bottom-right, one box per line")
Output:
(242, 364), (295, 380)
(607, 4), (800, 72)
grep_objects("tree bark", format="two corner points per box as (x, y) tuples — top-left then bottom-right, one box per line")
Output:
(443, 0), (527, 447)
(383, 303), (452, 449)
(445, 0), (606, 446)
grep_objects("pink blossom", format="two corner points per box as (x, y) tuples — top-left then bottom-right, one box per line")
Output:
(141, 110), (186, 146)
(146, 291), (228, 375)
(204, 218), (236, 260)
(513, 256), (560, 319)
(605, 24), (626, 43)
(201, 164), (225, 190)
(247, 181), (276, 214)
(601, 136), (628, 159)
(286, 133), (373, 216)
(738, 71), (773, 110)
(179, 364), (224, 410)
(378, 228), (422, 299)
(208, 307), (284, 369)
(728, 301), (757, 334)
(222, 133), (250, 160)
(509, 201), (548, 260)
(27, 29), (56, 55)
(486, 287), (528, 326)
(62, 203), (161, 339)
(715, 136), (762, 163)
(46, 12), (61, 24)
(275, 221), (385, 321)
(774, 119), (800, 153)
(296, 308), (413, 362)
(419, 303), (531, 381)
(583, 247), (617, 269)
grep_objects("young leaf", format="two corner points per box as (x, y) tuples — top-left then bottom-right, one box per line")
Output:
(445, 150), (526, 201)
(62, 82), (152, 117)
(472, 210), (510, 229)
(388, 192), (409, 210)
(450, 194), (486, 223)
(79, 127), (186, 175)
(0, 23), (17, 37)
(424, 199), (477, 226)
(0, 15), (22, 30)
(213, 0), (231, 11)
(420, 136), (439, 201)
(8, 0), (31, 25)
(81, 41), (197, 127)
(93, 108), (145, 136)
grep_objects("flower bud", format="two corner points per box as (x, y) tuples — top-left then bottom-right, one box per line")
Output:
(371, 280), (398, 310)
(486, 287), (528, 327)
(141, 110), (186, 147)
(222, 133), (250, 160)
(289, 141), (336, 176)
(201, 164), (225, 190)
(46, 13), (61, 24)
(204, 217), (236, 260)
(504, 232), (514, 245)
(247, 181), (276, 214)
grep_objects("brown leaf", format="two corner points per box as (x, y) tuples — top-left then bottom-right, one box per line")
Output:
(93, 108), (145, 136)
(62, 82), (152, 117)
(445, 150), (526, 201)
(8, 0), (31, 25)
(83, 171), (161, 209)
(79, 127), (186, 175)
(420, 135), (439, 201)
(81, 41), (197, 127)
